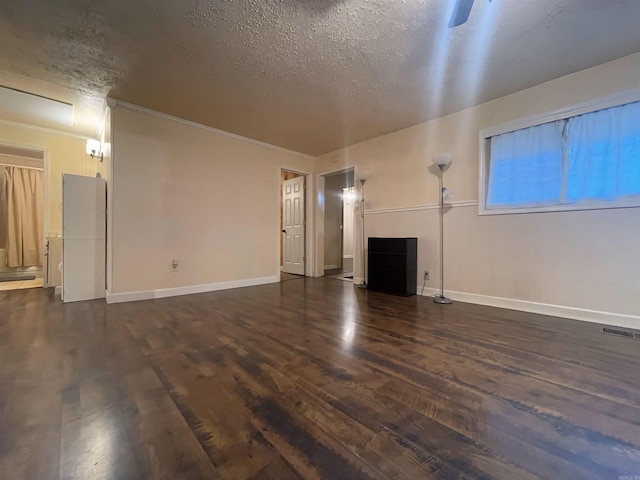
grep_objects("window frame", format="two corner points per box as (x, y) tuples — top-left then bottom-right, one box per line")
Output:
(478, 87), (640, 216)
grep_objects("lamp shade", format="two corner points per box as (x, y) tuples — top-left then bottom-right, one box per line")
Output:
(442, 188), (455, 201)
(432, 152), (453, 167)
(358, 170), (370, 184)
(86, 139), (101, 155)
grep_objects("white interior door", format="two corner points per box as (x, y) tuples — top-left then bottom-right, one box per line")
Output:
(282, 176), (305, 275)
(62, 174), (106, 303)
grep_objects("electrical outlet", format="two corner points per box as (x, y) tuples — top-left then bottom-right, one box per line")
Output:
(424, 270), (430, 281)
(171, 259), (179, 272)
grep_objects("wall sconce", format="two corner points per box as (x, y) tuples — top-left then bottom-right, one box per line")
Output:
(86, 139), (103, 163)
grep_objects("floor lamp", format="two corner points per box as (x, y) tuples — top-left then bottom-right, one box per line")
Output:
(432, 153), (454, 304)
(358, 171), (369, 289)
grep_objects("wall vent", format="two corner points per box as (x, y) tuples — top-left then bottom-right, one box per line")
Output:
(601, 326), (639, 340)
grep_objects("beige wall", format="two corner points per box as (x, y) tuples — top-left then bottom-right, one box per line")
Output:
(0, 123), (107, 287)
(109, 107), (313, 296)
(315, 52), (640, 320)
(0, 122), (105, 237)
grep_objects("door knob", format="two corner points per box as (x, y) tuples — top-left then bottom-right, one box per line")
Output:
(282, 229), (287, 233)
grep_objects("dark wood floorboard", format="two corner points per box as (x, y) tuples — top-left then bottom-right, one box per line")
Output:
(1, 279), (640, 479)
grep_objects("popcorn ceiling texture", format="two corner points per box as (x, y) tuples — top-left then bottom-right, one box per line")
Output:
(0, 0), (639, 154)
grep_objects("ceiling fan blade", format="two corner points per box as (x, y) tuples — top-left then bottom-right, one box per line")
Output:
(449, 0), (475, 28)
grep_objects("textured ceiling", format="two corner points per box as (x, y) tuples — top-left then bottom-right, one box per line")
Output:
(1, 0), (640, 155)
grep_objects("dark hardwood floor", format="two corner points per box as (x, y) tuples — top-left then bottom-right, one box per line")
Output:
(1, 278), (640, 479)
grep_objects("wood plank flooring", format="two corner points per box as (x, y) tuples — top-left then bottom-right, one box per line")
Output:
(1, 278), (640, 479)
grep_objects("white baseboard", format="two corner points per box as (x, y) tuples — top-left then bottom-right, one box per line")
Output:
(420, 287), (640, 330)
(54, 285), (62, 296)
(324, 265), (339, 270)
(106, 276), (279, 304)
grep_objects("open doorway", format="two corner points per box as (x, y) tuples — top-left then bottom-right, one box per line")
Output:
(0, 144), (46, 291)
(281, 169), (306, 280)
(322, 169), (355, 281)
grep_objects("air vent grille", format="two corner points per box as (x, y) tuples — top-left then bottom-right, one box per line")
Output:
(601, 326), (639, 339)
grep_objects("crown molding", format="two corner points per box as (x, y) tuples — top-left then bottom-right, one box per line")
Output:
(107, 98), (314, 160)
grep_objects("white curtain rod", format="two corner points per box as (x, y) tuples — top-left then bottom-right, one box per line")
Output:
(0, 163), (44, 171)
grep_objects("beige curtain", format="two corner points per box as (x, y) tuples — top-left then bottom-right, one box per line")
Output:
(0, 168), (6, 250)
(5, 166), (44, 267)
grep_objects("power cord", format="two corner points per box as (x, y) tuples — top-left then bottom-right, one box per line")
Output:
(420, 274), (427, 297)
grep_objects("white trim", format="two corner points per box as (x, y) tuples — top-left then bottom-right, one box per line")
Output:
(54, 285), (62, 296)
(106, 275), (279, 304)
(420, 288), (640, 330)
(0, 118), (93, 140)
(478, 199), (640, 216)
(366, 201), (478, 215)
(106, 108), (114, 296)
(478, 87), (640, 216)
(315, 174), (326, 277)
(343, 255), (354, 259)
(324, 264), (338, 270)
(108, 98), (313, 160)
(94, 100), (109, 140)
(315, 167), (358, 279)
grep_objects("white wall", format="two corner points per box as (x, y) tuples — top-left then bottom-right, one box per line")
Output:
(0, 122), (103, 237)
(315, 52), (640, 326)
(108, 105), (313, 301)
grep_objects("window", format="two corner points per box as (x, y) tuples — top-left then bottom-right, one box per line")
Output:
(481, 98), (640, 214)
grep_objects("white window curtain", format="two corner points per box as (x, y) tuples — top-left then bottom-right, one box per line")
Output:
(566, 100), (640, 202)
(487, 121), (565, 208)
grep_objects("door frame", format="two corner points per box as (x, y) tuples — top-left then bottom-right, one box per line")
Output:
(0, 141), (50, 286)
(315, 167), (355, 278)
(278, 166), (314, 278)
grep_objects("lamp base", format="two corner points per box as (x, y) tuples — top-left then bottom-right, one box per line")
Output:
(433, 295), (453, 304)
(358, 281), (368, 290)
